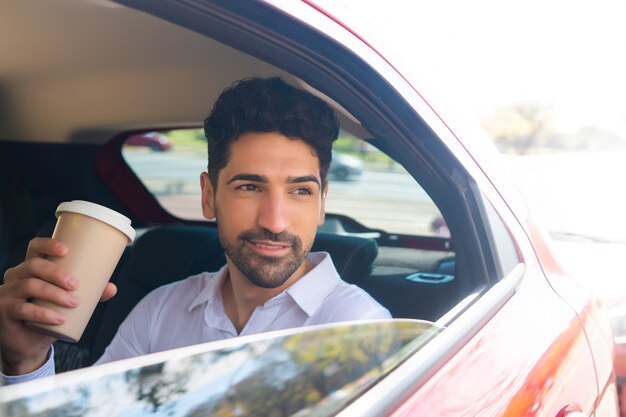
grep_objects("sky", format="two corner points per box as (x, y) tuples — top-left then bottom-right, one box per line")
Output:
(316, 0), (626, 136)
(312, 0), (626, 242)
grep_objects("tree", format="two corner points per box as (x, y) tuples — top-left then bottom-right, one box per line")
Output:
(482, 103), (554, 155)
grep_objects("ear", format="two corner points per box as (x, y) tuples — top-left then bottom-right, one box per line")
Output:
(200, 172), (216, 220)
(318, 181), (329, 226)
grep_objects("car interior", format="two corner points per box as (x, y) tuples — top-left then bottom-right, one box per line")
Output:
(0, 1), (517, 373)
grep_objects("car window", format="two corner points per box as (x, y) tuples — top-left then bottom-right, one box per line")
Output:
(0, 321), (441, 417)
(122, 129), (445, 237)
(122, 130), (206, 220)
(479, 193), (521, 278)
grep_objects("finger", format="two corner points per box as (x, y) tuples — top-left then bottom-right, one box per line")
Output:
(25, 238), (68, 261)
(6, 278), (80, 308)
(100, 282), (117, 302)
(7, 300), (66, 325)
(4, 257), (77, 291)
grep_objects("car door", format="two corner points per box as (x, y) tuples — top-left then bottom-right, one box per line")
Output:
(109, 1), (615, 416)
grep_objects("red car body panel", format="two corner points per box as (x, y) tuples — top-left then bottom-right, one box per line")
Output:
(391, 268), (600, 416)
(125, 131), (172, 151)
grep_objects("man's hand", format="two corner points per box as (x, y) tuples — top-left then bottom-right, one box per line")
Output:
(0, 238), (117, 375)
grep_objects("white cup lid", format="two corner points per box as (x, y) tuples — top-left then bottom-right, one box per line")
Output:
(55, 200), (136, 242)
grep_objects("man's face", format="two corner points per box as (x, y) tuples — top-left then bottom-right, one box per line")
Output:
(200, 132), (327, 288)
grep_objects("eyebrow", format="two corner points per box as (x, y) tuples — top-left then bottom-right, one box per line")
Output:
(226, 173), (267, 184)
(226, 173), (321, 188)
(288, 175), (321, 188)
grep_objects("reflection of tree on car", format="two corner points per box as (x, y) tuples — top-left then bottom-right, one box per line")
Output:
(329, 151), (363, 181)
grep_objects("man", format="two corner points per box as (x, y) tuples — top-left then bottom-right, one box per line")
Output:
(0, 77), (390, 383)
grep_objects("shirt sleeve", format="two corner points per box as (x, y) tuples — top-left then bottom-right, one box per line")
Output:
(1, 345), (55, 385)
(94, 289), (162, 365)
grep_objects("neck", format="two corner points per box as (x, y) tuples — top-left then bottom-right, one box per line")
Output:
(221, 257), (313, 333)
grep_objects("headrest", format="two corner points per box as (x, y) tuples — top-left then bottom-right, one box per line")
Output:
(129, 226), (224, 290)
(311, 232), (378, 283)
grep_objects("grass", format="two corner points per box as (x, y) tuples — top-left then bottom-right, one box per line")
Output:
(164, 129), (206, 153)
(334, 137), (400, 169)
(161, 130), (399, 170)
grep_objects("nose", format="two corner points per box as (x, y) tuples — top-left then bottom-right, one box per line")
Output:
(256, 191), (290, 234)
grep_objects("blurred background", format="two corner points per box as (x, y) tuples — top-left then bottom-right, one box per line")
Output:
(314, 0), (626, 312)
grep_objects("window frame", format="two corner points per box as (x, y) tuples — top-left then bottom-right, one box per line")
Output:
(109, 0), (508, 286)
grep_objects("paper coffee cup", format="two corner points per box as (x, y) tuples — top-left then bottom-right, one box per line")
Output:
(27, 200), (135, 343)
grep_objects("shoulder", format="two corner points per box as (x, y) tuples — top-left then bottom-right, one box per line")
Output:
(138, 271), (216, 310)
(101, 271), (221, 362)
(303, 252), (392, 321)
(313, 281), (391, 322)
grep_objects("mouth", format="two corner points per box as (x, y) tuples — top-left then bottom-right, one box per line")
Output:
(245, 240), (292, 256)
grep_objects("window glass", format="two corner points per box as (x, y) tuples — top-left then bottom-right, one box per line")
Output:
(122, 129), (444, 236)
(480, 193), (520, 277)
(122, 130), (206, 220)
(2, 321), (441, 416)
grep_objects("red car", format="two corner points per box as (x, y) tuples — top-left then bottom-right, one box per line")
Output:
(126, 132), (173, 151)
(0, 1), (617, 416)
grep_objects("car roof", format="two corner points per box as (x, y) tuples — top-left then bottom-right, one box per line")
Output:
(0, 0), (369, 145)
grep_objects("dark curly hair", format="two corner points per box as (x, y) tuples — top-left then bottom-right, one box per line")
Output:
(203, 77), (339, 189)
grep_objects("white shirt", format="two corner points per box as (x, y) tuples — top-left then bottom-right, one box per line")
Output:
(4, 252), (389, 383)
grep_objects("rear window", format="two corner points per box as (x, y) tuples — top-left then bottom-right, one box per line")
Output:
(122, 129), (446, 237)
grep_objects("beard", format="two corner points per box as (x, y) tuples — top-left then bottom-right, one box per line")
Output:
(219, 227), (311, 289)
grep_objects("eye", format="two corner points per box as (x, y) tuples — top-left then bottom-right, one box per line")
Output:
(236, 184), (260, 192)
(293, 187), (313, 196)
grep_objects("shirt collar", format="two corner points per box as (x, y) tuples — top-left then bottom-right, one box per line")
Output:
(285, 252), (341, 317)
(186, 252), (341, 317)
(188, 264), (229, 312)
